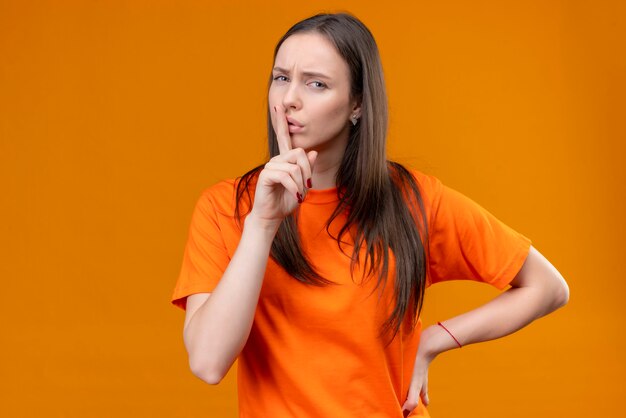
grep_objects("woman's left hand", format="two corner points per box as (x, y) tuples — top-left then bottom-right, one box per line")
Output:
(401, 326), (442, 416)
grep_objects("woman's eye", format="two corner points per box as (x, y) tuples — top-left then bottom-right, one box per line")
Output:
(309, 81), (327, 89)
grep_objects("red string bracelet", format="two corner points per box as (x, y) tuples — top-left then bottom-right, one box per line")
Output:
(437, 321), (462, 348)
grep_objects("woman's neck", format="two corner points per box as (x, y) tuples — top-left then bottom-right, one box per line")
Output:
(310, 160), (340, 190)
(309, 147), (346, 190)
(307, 131), (349, 190)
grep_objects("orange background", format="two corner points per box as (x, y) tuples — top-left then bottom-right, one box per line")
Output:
(1, 1), (624, 417)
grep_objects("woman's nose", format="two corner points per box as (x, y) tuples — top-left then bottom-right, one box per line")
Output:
(282, 82), (301, 110)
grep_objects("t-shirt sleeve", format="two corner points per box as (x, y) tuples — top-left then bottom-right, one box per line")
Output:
(426, 177), (532, 290)
(170, 189), (232, 310)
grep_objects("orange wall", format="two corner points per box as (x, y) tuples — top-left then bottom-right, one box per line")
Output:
(1, 1), (624, 416)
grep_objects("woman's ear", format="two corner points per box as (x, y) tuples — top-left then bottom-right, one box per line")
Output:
(350, 98), (362, 119)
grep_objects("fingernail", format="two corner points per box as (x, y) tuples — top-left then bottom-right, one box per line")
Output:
(306, 178), (312, 188)
(296, 192), (303, 203)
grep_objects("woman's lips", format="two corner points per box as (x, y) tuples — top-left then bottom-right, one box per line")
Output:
(287, 116), (304, 133)
(286, 116), (303, 126)
(288, 123), (304, 134)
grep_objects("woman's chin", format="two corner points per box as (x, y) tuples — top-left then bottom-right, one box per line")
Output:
(289, 135), (309, 149)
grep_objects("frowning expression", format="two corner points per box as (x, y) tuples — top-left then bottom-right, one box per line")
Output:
(269, 32), (360, 154)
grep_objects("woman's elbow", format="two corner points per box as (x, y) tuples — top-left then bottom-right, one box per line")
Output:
(520, 246), (570, 311)
(554, 274), (570, 308)
(189, 357), (226, 385)
(544, 271), (570, 314)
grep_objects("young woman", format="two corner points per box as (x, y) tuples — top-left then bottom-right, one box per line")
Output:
(171, 13), (569, 418)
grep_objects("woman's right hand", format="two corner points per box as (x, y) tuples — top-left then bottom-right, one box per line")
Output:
(248, 105), (317, 230)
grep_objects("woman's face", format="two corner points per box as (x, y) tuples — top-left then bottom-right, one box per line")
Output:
(269, 32), (360, 154)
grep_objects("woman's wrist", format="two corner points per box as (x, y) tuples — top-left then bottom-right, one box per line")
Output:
(419, 324), (460, 361)
(244, 212), (282, 237)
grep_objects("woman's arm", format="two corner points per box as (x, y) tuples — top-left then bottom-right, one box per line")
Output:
(402, 245), (569, 414)
(183, 214), (279, 385)
(182, 105), (317, 385)
(421, 245), (569, 357)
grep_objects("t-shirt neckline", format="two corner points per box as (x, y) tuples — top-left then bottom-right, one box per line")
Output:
(303, 186), (340, 204)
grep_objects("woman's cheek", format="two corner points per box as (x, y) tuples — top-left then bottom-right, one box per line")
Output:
(311, 122), (345, 144)
(324, 108), (349, 135)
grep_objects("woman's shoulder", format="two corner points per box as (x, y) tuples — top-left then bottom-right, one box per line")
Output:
(194, 177), (241, 215)
(197, 173), (258, 216)
(200, 177), (237, 196)
(388, 162), (444, 200)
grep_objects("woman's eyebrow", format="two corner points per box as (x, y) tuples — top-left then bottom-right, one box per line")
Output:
(272, 67), (332, 79)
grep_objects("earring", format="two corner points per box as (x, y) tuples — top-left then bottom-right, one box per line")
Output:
(350, 114), (358, 126)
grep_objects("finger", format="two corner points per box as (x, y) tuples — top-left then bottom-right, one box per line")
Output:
(259, 167), (300, 203)
(290, 148), (311, 193)
(420, 378), (430, 406)
(264, 161), (305, 197)
(401, 381), (421, 415)
(273, 104), (292, 155)
(401, 395), (419, 415)
(269, 148), (315, 193)
(306, 150), (317, 188)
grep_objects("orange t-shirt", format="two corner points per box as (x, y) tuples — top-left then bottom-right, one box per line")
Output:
(171, 169), (532, 418)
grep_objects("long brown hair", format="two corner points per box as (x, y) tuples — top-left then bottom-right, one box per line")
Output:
(235, 13), (429, 341)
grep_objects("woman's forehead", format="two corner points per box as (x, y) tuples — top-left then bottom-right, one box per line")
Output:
(274, 33), (349, 79)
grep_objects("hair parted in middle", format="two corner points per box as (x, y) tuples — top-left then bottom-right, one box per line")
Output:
(235, 12), (430, 343)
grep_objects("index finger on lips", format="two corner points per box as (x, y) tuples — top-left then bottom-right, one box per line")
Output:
(273, 105), (292, 155)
